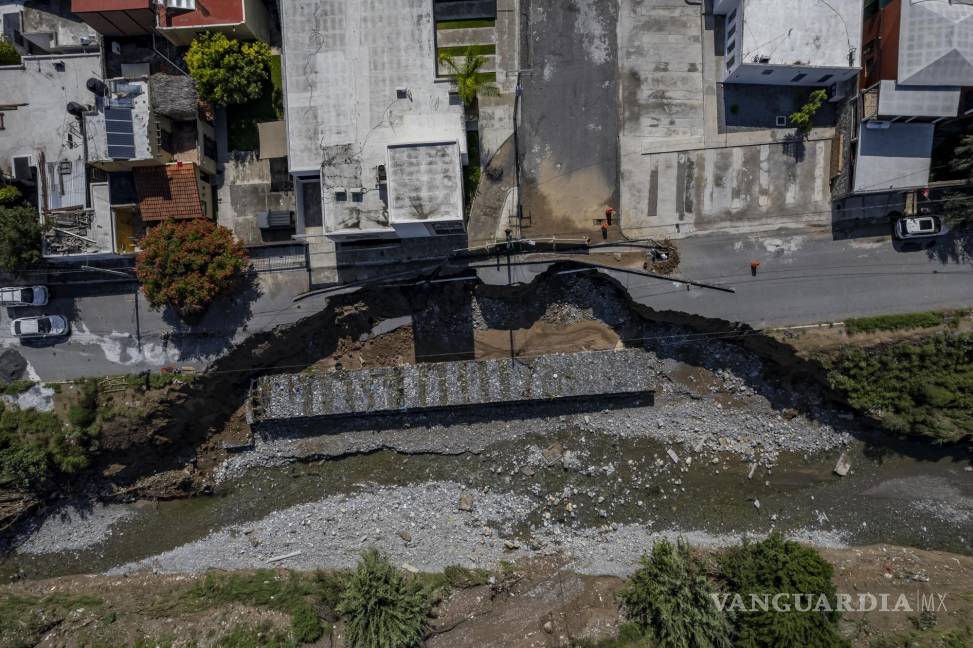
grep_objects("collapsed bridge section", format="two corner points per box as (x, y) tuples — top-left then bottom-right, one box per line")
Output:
(249, 350), (655, 422)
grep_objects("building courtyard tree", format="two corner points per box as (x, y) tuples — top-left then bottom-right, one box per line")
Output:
(0, 204), (43, 271)
(185, 32), (272, 106)
(135, 219), (249, 319)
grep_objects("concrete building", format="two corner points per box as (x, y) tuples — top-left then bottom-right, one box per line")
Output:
(713, 0), (863, 88)
(156, 0), (270, 46)
(2, 0), (99, 55)
(71, 0), (155, 36)
(280, 0), (467, 242)
(852, 0), (973, 193)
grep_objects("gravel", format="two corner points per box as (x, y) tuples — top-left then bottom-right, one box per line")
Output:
(17, 503), (135, 555)
(108, 482), (535, 575)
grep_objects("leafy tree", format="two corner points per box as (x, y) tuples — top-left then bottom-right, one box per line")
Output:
(789, 89), (828, 137)
(719, 534), (849, 648)
(135, 219), (249, 319)
(337, 548), (434, 648)
(439, 47), (500, 111)
(0, 185), (21, 205)
(944, 135), (973, 227)
(185, 32), (272, 106)
(0, 41), (21, 66)
(0, 204), (43, 271)
(617, 538), (731, 648)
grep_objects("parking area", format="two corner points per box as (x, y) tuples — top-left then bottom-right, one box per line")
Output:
(518, 0), (620, 239)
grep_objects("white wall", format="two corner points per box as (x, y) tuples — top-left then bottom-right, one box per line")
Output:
(726, 63), (858, 86)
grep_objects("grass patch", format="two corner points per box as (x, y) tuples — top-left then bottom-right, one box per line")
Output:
(436, 18), (496, 30)
(870, 625), (973, 648)
(844, 311), (961, 335)
(226, 54), (283, 152)
(0, 591), (103, 648)
(120, 372), (196, 391)
(438, 43), (496, 58)
(216, 622), (294, 648)
(443, 565), (491, 589)
(829, 333), (973, 444)
(0, 380), (34, 396)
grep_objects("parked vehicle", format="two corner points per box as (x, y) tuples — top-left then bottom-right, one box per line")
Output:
(894, 215), (948, 240)
(0, 285), (48, 307)
(10, 315), (70, 339)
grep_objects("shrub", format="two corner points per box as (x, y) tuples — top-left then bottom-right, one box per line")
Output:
(617, 538), (731, 648)
(0, 204), (43, 270)
(719, 534), (849, 648)
(0, 185), (21, 205)
(844, 312), (945, 335)
(789, 89), (828, 136)
(216, 623), (292, 648)
(337, 548), (434, 648)
(0, 41), (20, 66)
(135, 219), (249, 319)
(829, 333), (973, 443)
(290, 602), (325, 643)
(67, 379), (99, 429)
(185, 32), (272, 106)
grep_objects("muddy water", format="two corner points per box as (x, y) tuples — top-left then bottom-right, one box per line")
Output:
(4, 431), (972, 581)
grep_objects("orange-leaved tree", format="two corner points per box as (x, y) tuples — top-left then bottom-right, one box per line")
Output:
(136, 219), (249, 319)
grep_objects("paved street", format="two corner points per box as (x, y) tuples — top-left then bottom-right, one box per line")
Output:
(478, 227), (973, 327)
(0, 270), (328, 381)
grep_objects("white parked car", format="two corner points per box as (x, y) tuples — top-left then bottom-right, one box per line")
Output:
(0, 285), (48, 307)
(10, 315), (70, 339)
(894, 215), (948, 240)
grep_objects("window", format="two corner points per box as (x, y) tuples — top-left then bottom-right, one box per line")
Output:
(727, 25), (736, 39)
(203, 135), (216, 161)
(159, 129), (172, 153)
(0, 113), (6, 130)
(761, 69), (774, 76)
(791, 72), (807, 82)
(817, 74), (833, 83)
(728, 8), (737, 23)
(727, 40), (735, 54)
(334, 190), (347, 202)
(199, 171), (211, 185)
(726, 56), (736, 68)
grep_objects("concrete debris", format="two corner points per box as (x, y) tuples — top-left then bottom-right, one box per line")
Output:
(666, 449), (680, 464)
(398, 531), (412, 543)
(834, 453), (852, 477)
(458, 494), (474, 512)
(542, 442), (565, 466)
(266, 550), (302, 563)
(748, 463), (757, 480)
(753, 499), (761, 510)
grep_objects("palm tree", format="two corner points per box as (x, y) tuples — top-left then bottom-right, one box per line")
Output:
(439, 46), (500, 116)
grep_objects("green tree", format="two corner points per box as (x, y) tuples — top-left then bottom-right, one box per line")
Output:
(185, 32), (272, 106)
(617, 538), (731, 648)
(789, 89), (829, 137)
(0, 204), (43, 270)
(0, 41), (21, 66)
(719, 534), (849, 648)
(0, 185), (21, 205)
(944, 135), (973, 227)
(439, 47), (500, 112)
(336, 548), (434, 648)
(135, 219), (249, 319)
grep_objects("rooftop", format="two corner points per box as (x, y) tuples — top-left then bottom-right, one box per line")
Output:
(738, 0), (863, 68)
(133, 162), (205, 221)
(875, 79), (960, 117)
(158, 0), (244, 29)
(18, 0), (99, 51)
(853, 122), (934, 193)
(281, 0), (466, 234)
(898, 0), (973, 86)
(85, 77), (154, 163)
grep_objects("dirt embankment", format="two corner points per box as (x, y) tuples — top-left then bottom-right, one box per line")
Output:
(0, 264), (951, 537)
(3, 544), (971, 648)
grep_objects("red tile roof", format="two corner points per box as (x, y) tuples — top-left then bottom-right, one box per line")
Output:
(134, 163), (205, 222)
(158, 0), (245, 29)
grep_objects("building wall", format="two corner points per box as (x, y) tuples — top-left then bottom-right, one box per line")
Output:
(715, 0), (742, 76)
(726, 63), (858, 86)
(861, 0), (901, 88)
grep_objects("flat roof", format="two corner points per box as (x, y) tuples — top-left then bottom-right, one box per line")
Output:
(85, 77), (154, 162)
(738, 0), (863, 68)
(853, 122), (934, 193)
(899, 0), (973, 86)
(387, 142), (463, 223)
(877, 80), (960, 117)
(281, 0), (466, 234)
(158, 0), (244, 29)
(0, 53), (99, 188)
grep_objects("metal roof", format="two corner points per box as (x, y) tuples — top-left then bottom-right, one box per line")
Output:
(898, 0), (973, 86)
(853, 122), (934, 193)
(877, 79), (961, 117)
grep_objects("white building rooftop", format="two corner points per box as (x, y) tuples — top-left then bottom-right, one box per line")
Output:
(853, 122), (934, 193)
(736, 0), (862, 68)
(281, 0), (466, 236)
(84, 77), (153, 163)
(898, 0), (973, 86)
